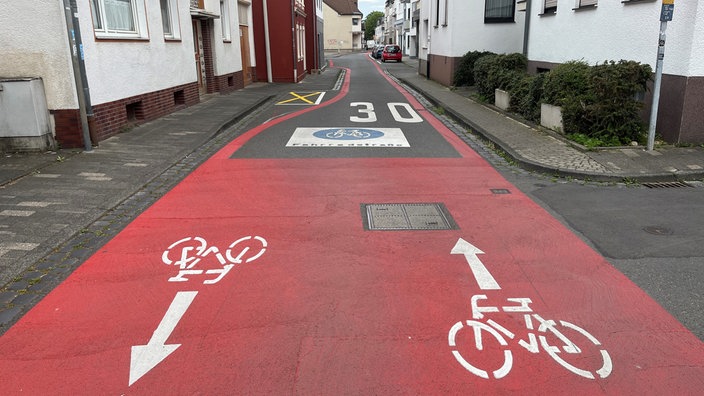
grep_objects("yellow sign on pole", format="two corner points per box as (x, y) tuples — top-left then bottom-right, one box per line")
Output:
(662, 0), (674, 5)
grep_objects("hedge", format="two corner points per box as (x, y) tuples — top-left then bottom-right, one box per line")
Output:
(466, 54), (652, 146)
(453, 51), (495, 86)
(474, 53), (527, 102)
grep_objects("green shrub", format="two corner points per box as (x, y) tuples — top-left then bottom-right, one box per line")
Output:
(453, 51), (494, 86)
(567, 133), (622, 149)
(541, 60), (652, 144)
(474, 53), (528, 102)
(585, 60), (652, 144)
(509, 73), (546, 122)
(472, 55), (651, 146)
(541, 61), (591, 135)
(474, 55), (498, 100)
(542, 61), (592, 107)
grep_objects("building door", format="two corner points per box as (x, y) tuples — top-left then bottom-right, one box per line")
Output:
(240, 26), (252, 86)
(193, 20), (207, 95)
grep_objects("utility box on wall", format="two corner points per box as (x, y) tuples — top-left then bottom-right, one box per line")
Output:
(0, 77), (56, 152)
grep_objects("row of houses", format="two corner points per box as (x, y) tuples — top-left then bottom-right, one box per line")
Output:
(376, 0), (703, 145)
(0, 0), (363, 152)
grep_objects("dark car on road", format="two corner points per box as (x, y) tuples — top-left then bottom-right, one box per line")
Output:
(372, 45), (384, 59)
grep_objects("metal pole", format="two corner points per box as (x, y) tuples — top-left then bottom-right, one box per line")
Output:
(647, 21), (667, 151)
(62, 0), (93, 151)
(522, 0), (532, 57)
(648, 0), (674, 151)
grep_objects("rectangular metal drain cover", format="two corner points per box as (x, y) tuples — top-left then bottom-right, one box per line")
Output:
(642, 181), (692, 189)
(362, 203), (458, 231)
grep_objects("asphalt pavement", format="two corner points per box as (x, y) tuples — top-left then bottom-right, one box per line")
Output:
(1, 53), (703, 332)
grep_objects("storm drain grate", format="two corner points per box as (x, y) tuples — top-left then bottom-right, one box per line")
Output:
(491, 189), (511, 195)
(362, 203), (459, 231)
(642, 181), (693, 189)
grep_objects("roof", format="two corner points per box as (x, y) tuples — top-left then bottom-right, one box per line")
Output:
(324, 0), (362, 16)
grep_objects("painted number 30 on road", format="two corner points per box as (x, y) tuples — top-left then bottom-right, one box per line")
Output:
(350, 102), (423, 124)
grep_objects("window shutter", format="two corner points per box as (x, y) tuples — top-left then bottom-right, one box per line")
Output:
(580, 0), (598, 6)
(545, 0), (557, 8)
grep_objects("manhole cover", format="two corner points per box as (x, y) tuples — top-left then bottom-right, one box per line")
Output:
(643, 226), (674, 236)
(362, 203), (458, 231)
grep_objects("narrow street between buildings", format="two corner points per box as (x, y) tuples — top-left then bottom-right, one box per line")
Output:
(0, 54), (702, 394)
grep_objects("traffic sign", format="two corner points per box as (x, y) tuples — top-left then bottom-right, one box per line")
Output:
(661, 4), (674, 21)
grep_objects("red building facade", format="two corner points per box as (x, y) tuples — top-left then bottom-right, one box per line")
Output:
(252, 0), (319, 83)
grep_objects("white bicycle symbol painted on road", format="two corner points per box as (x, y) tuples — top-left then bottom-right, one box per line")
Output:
(161, 236), (267, 284)
(325, 128), (372, 139)
(448, 294), (612, 380)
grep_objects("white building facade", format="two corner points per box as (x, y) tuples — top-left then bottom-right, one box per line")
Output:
(419, 0), (525, 86)
(420, 0), (703, 144)
(323, 0), (363, 52)
(0, 0), (246, 150)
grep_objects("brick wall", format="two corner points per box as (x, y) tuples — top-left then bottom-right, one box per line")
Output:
(428, 54), (459, 87)
(51, 82), (199, 148)
(201, 20), (217, 94)
(214, 71), (245, 94)
(51, 109), (84, 149)
(91, 82), (200, 142)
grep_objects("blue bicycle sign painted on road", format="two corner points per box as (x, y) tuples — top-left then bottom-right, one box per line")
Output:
(313, 128), (385, 140)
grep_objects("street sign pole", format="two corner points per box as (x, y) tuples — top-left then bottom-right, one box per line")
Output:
(647, 0), (675, 151)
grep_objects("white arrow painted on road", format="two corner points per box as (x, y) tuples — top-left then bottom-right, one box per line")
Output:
(451, 238), (501, 290)
(129, 291), (198, 386)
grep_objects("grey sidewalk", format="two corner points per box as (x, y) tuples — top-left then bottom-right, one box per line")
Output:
(392, 59), (704, 183)
(0, 70), (342, 330)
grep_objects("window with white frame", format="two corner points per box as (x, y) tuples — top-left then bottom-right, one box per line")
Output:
(485, 0), (515, 23)
(574, 0), (597, 8)
(91, 0), (149, 38)
(542, 0), (558, 14)
(296, 23), (305, 60)
(220, 0), (231, 41)
(160, 0), (181, 40)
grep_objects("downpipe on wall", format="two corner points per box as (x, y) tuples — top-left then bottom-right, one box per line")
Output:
(63, 0), (95, 151)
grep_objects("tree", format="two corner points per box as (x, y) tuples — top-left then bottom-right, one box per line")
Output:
(364, 11), (384, 41)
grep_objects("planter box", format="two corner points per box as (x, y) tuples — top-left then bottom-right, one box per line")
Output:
(541, 103), (563, 132)
(495, 89), (510, 110)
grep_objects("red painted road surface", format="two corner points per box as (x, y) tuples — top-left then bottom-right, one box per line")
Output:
(0, 62), (702, 394)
